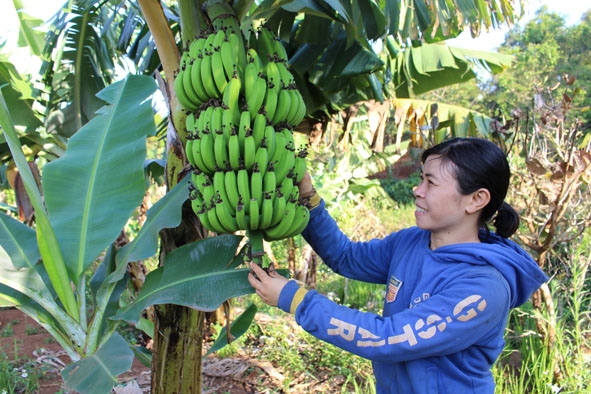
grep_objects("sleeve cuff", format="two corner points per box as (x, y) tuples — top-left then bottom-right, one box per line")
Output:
(278, 280), (308, 314)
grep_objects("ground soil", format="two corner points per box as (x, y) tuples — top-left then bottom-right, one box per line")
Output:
(0, 308), (345, 394)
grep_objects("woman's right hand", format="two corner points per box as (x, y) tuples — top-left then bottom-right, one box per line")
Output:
(298, 171), (315, 198)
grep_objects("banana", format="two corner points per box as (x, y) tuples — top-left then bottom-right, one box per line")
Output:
(278, 175), (294, 201)
(238, 110), (251, 151)
(272, 88), (292, 125)
(280, 127), (296, 150)
(275, 59), (295, 88)
(213, 170), (230, 210)
(258, 192), (274, 229)
(250, 167), (263, 211)
(252, 113), (267, 146)
(189, 35), (207, 58)
(254, 145), (269, 178)
(185, 136), (195, 166)
(197, 105), (214, 134)
(228, 130), (241, 171)
(191, 134), (209, 174)
(235, 198), (248, 230)
(274, 145), (295, 184)
(291, 88), (307, 125)
(214, 130), (228, 170)
(263, 196), (297, 241)
(200, 179), (216, 207)
(237, 168), (251, 206)
(263, 81), (279, 122)
(207, 199), (228, 233)
(246, 75), (267, 118)
(265, 60), (281, 90)
(224, 170), (240, 209)
(181, 54), (204, 109)
(270, 126), (286, 166)
(243, 131), (256, 171)
(215, 195), (238, 233)
(210, 105), (223, 135)
(190, 52), (209, 103)
(249, 197), (260, 230)
(244, 49), (262, 103)
(263, 124), (276, 159)
(263, 167), (276, 196)
(196, 205), (214, 232)
(256, 25), (277, 65)
(263, 25), (289, 63)
(282, 203), (310, 238)
(186, 111), (199, 134)
(199, 130), (217, 175)
(293, 148), (308, 184)
(190, 192), (205, 217)
(220, 37), (238, 82)
(222, 74), (241, 125)
(269, 190), (287, 227)
(191, 169), (210, 190)
(227, 32), (247, 77)
(221, 108), (235, 141)
(211, 44), (229, 95)
(174, 65), (195, 110)
(284, 88), (303, 126)
(200, 38), (221, 99)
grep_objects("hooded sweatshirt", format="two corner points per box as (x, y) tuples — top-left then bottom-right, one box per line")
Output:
(277, 199), (548, 394)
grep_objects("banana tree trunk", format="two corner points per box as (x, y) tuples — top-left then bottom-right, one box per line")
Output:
(150, 222), (206, 393)
(151, 304), (205, 393)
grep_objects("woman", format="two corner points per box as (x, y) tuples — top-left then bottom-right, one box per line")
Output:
(248, 137), (548, 393)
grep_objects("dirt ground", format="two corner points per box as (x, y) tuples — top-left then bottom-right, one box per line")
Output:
(0, 308), (347, 394)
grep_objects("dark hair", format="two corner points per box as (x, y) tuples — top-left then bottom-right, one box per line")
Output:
(421, 137), (519, 238)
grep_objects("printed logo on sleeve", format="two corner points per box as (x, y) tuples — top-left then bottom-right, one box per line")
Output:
(386, 275), (402, 303)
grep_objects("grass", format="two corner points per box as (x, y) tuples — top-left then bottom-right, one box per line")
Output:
(0, 343), (41, 394)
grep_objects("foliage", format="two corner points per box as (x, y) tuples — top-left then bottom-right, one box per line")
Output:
(492, 231), (591, 393)
(0, 77), (260, 393)
(0, 354), (40, 394)
(492, 7), (591, 126)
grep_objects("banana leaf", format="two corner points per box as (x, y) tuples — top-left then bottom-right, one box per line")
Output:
(61, 332), (134, 394)
(112, 235), (289, 324)
(41, 75), (158, 285)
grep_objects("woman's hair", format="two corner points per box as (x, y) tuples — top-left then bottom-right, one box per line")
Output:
(421, 137), (519, 238)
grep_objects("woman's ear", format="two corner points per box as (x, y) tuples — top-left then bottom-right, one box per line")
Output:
(466, 188), (491, 214)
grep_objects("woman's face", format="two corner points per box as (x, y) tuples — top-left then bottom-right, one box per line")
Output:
(413, 155), (475, 237)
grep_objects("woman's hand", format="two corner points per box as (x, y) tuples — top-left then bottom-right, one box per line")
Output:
(247, 263), (289, 307)
(297, 171), (315, 199)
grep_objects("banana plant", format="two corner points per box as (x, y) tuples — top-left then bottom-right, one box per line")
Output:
(0, 75), (263, 393)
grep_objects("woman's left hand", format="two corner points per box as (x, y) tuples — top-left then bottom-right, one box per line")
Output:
(247, 262), (289, 307)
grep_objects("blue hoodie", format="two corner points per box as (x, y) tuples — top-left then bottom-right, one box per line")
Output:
(278, 200), (548, 394)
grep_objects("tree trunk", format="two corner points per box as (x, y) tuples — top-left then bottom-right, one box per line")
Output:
(151, 305), (205, 394)
(150, 205), (207, 393)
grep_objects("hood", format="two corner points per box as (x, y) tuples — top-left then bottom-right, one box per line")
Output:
(434, 231), (548, 308)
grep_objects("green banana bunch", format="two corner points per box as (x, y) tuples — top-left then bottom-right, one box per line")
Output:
(181, 10), (311, 263)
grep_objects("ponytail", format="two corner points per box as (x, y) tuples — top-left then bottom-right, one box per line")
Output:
(492, 202), (520, 238)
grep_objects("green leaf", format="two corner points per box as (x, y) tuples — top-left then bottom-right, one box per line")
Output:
(205, 303), (258, 356)
(0, 247), (86, 355)
(42, 75), (158, 284)
(0, 213), (39, 269)
(62, 332), (134, 394)
(108, 174), (191, 283)
(0, 87), (78, 320)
